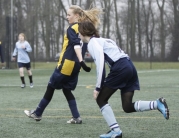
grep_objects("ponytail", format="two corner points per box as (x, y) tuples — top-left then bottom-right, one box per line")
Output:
(69, 5), (103, 31)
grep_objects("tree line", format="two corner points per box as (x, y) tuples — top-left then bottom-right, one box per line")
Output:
(0, 0), (179, 62)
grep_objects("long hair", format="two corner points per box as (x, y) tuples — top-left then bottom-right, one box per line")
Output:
(69, 5), (103, 28)
(78, 21), (100, 37)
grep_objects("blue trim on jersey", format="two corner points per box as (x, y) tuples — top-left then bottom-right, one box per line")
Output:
(104, 53), (114, 67)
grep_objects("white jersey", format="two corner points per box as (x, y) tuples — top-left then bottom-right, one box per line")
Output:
(87, 37), (128, 90)
(12, 41), (32, 63)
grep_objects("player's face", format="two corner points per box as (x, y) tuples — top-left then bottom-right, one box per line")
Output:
(67, 9), (78, 24)
(18, 35), (24, 41)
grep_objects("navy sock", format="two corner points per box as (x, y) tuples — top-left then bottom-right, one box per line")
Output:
(20, 76), (25, 84)
(35, 98), (49, 116)
(68, 100), (80, 118)
(29, 75), (33, 83)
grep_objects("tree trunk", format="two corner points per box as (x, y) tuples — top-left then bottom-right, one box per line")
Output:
(130, 0), (136, 59)
(170, 0), (179, 61)
(156, 0), (166, 61)
(114, 0), (123, 48)
(137, 0), (142, 59)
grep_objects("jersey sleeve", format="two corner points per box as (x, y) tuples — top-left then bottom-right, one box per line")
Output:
(12, 43), (18, 57)
(88, 39), (106, 91)
(67, 24), (80, 47)
(25, 41), (32, 52)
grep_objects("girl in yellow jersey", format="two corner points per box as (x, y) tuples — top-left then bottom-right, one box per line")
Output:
(24, 5), (102, 124)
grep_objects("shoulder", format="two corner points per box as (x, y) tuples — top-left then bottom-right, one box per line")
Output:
(69, 23), (79, 33)
(16, 41), (19, 45)
(90, 37), (104, 44)
(24, 41), (30, 44)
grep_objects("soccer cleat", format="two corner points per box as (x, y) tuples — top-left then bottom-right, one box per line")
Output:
(21, 84), (26, 88)
(30, 83), (33, 88)
(24, 110), (42, 121)
(67, 117), (82, 124)
(157, 97), (169, 120)
(100, 130), (122, 138)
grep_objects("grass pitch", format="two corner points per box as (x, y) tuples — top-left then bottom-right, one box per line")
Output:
(0, 62), (179, 138)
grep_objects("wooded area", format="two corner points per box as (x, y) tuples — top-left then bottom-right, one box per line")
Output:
(0, 0), (179, 62)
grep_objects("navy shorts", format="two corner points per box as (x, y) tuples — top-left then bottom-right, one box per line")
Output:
(48, 68), (79, 90)
(18, 62), (31, 70)
(104, 57), (140, 93)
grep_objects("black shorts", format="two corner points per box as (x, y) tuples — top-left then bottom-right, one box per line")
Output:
(18, 62), (31, 70)
(104, 57), (140, 93)
(48, 68), (79, 90)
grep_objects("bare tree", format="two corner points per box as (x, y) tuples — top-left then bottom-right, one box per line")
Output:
(156, 0), (166, 61)
(129, 0), (136, 59)
(170, 0), (179, 61)
(114, 0), (123, 48)
(142, 0), (155, 59)
(137, 0), (142, 59)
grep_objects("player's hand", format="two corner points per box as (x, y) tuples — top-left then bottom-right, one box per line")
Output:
(21, 45), (25, 49)
(80, 61), (91, 72)
(93, 90), (99, 100)
(12, 57), (16, 61)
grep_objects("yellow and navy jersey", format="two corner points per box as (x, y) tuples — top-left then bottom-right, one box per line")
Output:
(57, 23), (86, 76)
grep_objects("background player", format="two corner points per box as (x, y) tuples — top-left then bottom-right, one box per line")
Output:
(12, 33), (33, 88)
(78, 21), (169, 138)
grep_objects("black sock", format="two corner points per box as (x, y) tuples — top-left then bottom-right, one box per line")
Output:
(29, 75), (33, 83)
(20, 76), (25, 84)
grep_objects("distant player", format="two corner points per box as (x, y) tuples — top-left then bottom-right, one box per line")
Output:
(24, 5), (102, 124)
(12, 33), (33, 88)
(78, 21), (169, 138)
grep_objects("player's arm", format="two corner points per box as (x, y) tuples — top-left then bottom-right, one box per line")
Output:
(88, 39), (105, 96)
(67, 25), (91, 72)
(24, 41), (32, 52)
(12, 44), (17, 61)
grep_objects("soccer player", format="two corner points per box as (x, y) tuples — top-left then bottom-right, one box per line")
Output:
(24, 5), (102, 124)
(12, 33), (33, 88)
(78, 21), (169, 138)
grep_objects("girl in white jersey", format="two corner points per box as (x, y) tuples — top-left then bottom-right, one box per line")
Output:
(12, 33), (33, 88)
(78, 21), (169, 138)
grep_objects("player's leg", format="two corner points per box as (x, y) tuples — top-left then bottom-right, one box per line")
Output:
(96, 86), (122, 138)
(121, 91), (169, 119)
(121, 91), (135, 113)
(18, 63), (26, 88)
(62, 72), (82, 124)
(122, 91), (157, 113)
(24, 85), (55, 121)
(26, 62), (33, 88)
(63, 88), (82, 124)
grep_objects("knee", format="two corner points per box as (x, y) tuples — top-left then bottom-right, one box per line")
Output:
(62, 88), (75, 101)
(122, 103), (135, 113)
(27, 70), (32, 75)
(96, 97), (107, 108)
(122, 106), (132, 113)
(19, 69), (24, 76)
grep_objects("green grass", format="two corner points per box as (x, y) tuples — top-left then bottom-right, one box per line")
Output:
(3, 61), (179, 70)
(0, 63), (179, 138)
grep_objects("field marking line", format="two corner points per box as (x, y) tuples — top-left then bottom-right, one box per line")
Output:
(0, 114), (177, 119)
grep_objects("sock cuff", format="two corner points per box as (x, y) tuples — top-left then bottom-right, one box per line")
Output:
(134, 101), (141, 112)
(100, 104), (110, 112)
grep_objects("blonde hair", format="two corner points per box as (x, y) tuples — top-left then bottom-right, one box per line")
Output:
(19, 33), (26, 40)
(69, 5), (103, 28)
